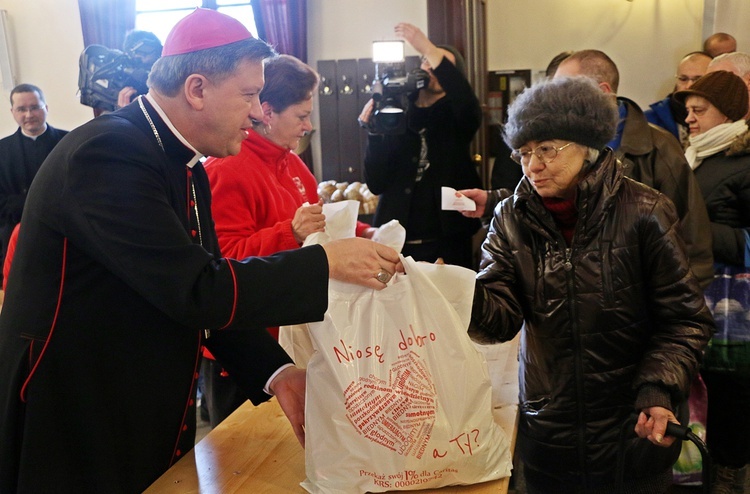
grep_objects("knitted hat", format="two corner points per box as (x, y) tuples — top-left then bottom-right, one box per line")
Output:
(503, 76), (618, 151)
(673, 70), (748, 122)
(162, 8), (253, 57)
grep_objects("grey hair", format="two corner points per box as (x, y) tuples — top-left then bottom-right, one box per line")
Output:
(709, 52), (750, 78)
(148, 38), (276, 97)
(583, 147), (601, 169)
(503, 76), (618, 151)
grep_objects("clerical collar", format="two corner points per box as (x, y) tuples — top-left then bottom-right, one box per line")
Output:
(21, 125), (47, 140)
(143, 93), (202, 168)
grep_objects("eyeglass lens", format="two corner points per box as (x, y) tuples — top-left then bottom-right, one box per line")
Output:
(13, 105), (44, 113)
(511, 144), (562, 165)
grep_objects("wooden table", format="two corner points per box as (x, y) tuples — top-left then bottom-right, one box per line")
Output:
(145, 336), (519, 494)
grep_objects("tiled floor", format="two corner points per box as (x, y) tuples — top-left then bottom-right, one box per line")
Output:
(196, 417), (211, 443)
(195, 397), (211, 444)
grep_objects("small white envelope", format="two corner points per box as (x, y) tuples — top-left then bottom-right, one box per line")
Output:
(441, 186), (476, 211)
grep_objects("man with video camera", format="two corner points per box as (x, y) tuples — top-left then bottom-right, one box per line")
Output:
(78, 30), (162, 114)
(359, 23), (482, 269)
(115, 30), (163, 109)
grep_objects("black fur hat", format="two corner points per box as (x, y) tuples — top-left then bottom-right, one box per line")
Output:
(503, 76), (619, 151)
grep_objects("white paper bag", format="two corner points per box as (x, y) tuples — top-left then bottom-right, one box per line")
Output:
(300, 256), (512, 493)
(302, 200), (360, 247)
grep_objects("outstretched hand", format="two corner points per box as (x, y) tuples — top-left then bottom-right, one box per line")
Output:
(269, 366), (307, 447)
(457, 188), (488, 218)
(394, 22), (442, 68)
(322, 237), (403, 289)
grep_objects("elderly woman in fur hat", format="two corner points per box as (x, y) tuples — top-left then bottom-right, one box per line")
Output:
(465, 76), (714, 493)
(673, 69), (750, 494)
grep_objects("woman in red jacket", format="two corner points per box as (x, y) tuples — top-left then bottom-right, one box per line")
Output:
(202, 55), (375, 427)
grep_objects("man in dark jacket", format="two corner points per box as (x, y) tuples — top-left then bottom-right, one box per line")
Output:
(555, 49), (715, 288)
(645, 51), (711, 148)
(359, 23), (482, 270)
(0, 83), (67, 281)
(0, 9), (401, 494)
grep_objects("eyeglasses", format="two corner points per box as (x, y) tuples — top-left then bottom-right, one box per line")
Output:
(675, 75), (702, 84)
(510, 142), (573, 166)
(12, 105), (45, 114)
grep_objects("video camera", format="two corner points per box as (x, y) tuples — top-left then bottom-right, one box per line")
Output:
(77, 41), (155, 112)
(368, 41), (429, 135)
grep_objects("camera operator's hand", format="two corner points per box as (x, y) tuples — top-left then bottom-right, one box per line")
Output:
(394, 23), (443, 70)
(358, 98), (374, 128)
(117, 87), (138, 109)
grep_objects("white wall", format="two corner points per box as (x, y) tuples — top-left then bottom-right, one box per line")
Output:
(307, 0), (427, 62)
(306, 0), (427, 177)
(711, 0), (750, 44)
(2, 0), (750, 179)
(0, 0), (92, 137)
(487, 0), (706, 109)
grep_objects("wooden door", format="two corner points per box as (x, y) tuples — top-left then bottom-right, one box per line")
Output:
(427, 0), (489, 186)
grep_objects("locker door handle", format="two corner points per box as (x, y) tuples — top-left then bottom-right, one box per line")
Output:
(339, 75), (354, 95)
(361, 74), (372, 94)
(320, 76), (334, 96)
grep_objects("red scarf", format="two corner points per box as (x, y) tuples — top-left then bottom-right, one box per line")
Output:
(541, 196), (578, 246)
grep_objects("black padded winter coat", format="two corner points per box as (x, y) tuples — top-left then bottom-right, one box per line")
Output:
(470, 148), (714, 491)
(693, 129), (750, 265)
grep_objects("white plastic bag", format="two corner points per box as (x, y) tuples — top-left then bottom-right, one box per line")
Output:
(280, 203), (404, 367)
(300, 256), (512, 493)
